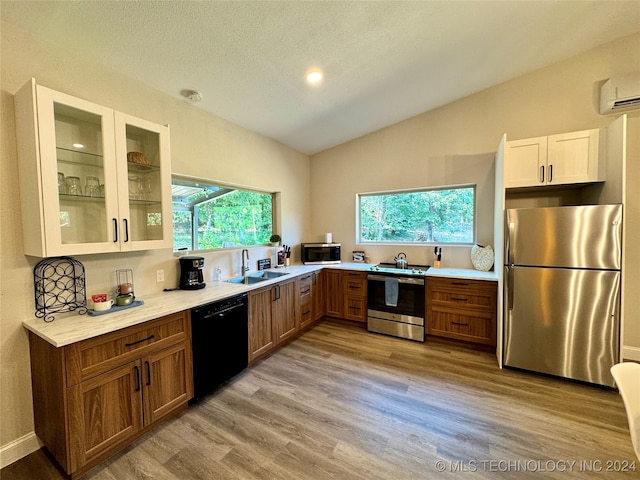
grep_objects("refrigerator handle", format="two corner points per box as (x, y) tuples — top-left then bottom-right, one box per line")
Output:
(507, 222), (515, 265)
(506, 266), (514, 310)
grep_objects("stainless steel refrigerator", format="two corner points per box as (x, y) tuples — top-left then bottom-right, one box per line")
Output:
(503, 204), (622, 387)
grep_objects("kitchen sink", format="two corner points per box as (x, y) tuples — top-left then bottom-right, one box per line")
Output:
(249, 271), (289, 279)
(226, 276), (266, 285)
(226, 270), (289, 285)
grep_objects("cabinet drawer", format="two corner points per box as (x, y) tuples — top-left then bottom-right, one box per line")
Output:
(66, 312), (189, 385)
(299, 275), (312, 299)
(344, 272), (366, 297)
(344, 296), (367, 322)
(427, 278), (496, 310)
(299, 295), (312, 311)
(429, 289), (494, 310)
(300, 309), (313, 328)
(428, 277), (495, 292)
(428, 311), (495, 345)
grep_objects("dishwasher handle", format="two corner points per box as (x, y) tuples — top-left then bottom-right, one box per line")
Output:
(200, 302), (246, 319)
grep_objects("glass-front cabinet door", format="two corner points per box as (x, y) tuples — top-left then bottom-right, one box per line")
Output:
(14, 79), (172, 257)
(36, 86), (121, 255)
(114, 113), (172, 251)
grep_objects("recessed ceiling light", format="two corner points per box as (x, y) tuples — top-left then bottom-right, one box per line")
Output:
(72, 143), (84, 149)
(306, 69), (323, 85)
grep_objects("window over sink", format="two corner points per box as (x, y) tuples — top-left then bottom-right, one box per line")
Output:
(358, 185), (475, 245)
(172, 176), (275, 251)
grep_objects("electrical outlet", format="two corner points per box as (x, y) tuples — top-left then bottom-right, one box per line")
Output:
(156, 269), (164, 283)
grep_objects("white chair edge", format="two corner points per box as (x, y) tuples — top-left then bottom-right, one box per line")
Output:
(610, 362), (640, 462)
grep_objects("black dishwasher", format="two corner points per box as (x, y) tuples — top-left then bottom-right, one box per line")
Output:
(191, 293), (248, 401)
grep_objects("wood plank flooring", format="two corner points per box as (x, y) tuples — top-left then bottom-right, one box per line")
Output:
(3, 320), (637, 479)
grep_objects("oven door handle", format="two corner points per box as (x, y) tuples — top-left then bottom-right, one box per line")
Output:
(367, 274), (424, 286)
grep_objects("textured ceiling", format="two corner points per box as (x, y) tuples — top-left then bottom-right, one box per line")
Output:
(2, 1), (640, 154)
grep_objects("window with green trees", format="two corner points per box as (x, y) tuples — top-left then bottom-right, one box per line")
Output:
(172, 176), (274, 251)
(358, 185), (475, 244)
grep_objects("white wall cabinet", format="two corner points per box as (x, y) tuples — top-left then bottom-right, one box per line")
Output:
(14, 79), (172, 256)
(504, 129), (601, 188)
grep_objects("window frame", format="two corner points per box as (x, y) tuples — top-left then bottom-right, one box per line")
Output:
(171, 174), (277, 252)
(356, 184), (477, 246)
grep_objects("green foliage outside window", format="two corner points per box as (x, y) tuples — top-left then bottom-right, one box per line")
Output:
(172, 178), (274, 251)
(359, 186), (475, 244)
(173, 211), (193, 250)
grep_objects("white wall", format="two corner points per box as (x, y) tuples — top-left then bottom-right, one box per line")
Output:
(310, 33), (640, 353)
(0, 22), (310, 466)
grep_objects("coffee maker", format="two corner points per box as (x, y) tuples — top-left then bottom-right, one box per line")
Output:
(179, 256), (206, 290)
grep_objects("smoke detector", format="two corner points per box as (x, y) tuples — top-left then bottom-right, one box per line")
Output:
(182, 90), (203, 103)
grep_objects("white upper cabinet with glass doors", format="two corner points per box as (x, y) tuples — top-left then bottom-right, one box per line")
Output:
(504, 129), (602, 188)
(14, 79), (172, 257)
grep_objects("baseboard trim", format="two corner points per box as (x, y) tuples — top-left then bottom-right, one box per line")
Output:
(622, 345), (640, 362)
(0, 432), (42, 469)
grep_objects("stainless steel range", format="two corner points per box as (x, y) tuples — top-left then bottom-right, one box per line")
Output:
(367, 262), (429, 341)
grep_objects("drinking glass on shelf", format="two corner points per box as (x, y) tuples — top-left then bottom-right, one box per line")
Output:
(85, 176), (100, 197)
(128, 175), (141, 199)
(65, 176), (82, 195)
(142, 176), (153, 200)
(58, 172), (66, 194)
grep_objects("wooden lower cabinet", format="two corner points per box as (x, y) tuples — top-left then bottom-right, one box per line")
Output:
(248, 277), (298, 363)
(324, 269), (344, 317)
(325, 269), (367, 323)
(298, 273), (314, 330)
(143, 341), (191, 424)
(67, 362), (142, 471)
(28, 311), (193, 478)
(312, 271), (325, 321)
(426, 277), (497, 346)
(274, 278), (298, 345)
(298, 270), (325, 329)
(248, 286), (276, 362)
(342, 271), (367, 322)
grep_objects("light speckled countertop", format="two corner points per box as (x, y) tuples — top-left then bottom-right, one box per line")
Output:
(426, 267), (498, 281)
(23, 262), (497, 347)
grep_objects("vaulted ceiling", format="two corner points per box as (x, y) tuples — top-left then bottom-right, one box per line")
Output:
(2, 1), (639, 154)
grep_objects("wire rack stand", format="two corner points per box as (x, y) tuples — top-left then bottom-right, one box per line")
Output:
(34, 256), (87, 322)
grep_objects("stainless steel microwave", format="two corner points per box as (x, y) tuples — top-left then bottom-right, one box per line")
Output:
(301, 243), (341, 264)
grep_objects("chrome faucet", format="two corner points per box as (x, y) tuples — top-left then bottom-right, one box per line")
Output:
(242, 249), (250, 275)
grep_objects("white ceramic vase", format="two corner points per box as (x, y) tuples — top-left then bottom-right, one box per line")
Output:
(470, 244), (494, 271)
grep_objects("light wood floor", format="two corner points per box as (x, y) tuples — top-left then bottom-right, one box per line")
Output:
(3, 320), (637, 479)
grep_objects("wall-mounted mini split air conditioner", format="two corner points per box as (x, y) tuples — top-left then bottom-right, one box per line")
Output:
(600, 71), (640, 114)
